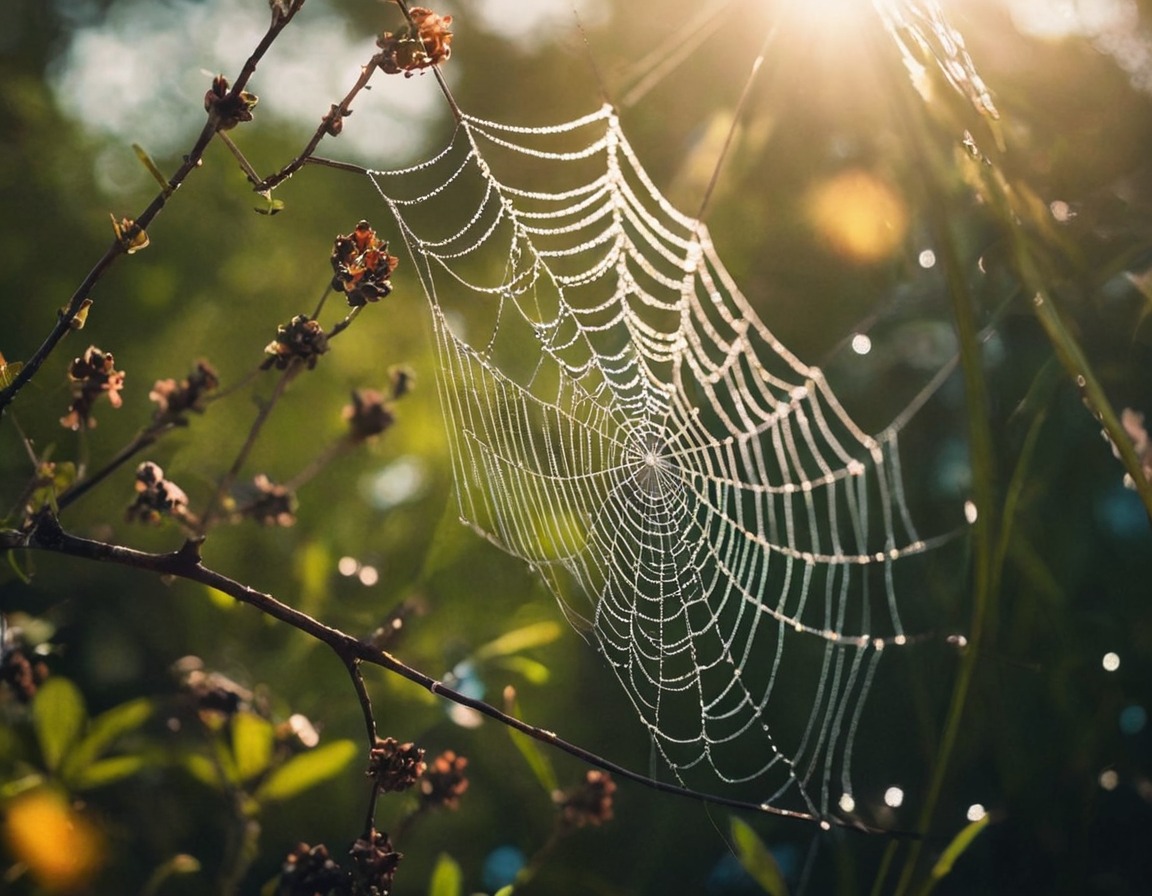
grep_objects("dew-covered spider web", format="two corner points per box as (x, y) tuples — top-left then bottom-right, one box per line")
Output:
(357, 0), (984, 822)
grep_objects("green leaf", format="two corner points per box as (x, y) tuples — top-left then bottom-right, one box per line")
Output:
(295, 538), (332, 614)
(504, 692), (557, 796)
(33, 677), (87, 773)
(730, 816), (788, 896)
(254, 195), (286, 215)
(0, 358), (23, 388)
(492, 887), (515, 896)
(72, 754), (148, 790)
(929, 814), (990, 882)
(419, 500), (475, 584)
(473, 622), (563, 662)
(255, 739), (357, 803)
(428, 853), (462, 896)
(60, 697), (153, 785)
(180, 751), (223, 789)
(492, 655), (551, 685)
(231, 711), (275, 783)
(133, 143), (172, 195)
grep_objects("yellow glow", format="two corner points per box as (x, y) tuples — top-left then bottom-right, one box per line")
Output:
(783, 0), (878, 32)
(3, 789), (105, 892)
(806, 169), (909, 262)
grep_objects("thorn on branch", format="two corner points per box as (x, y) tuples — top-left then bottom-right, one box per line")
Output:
(175, 537), (206, 565)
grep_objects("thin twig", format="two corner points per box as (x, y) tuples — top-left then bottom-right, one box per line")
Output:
(199, 364), (299, 532)
(258, 56), (385, 193)
(56, 423), (176, 512)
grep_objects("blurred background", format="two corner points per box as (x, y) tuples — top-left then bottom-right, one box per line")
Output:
(2, 1), (1152, 893)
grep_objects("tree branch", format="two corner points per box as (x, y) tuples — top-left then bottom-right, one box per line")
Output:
(5, 512), (894, 834)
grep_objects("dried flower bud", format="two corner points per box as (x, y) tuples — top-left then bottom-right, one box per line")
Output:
(126, 461), (190, 525)
(175, 656), (253, 719)
(377, 7), (453, 78)
(263, 315), (329, 370)
(204, 74), (258, 130)
(110, 215), (149, 254)
(389, 366), (414, 400)
(60, 345), (125, 430)
(150, 360), (219, 425)
(349, 829), (402, 894)
(330, 221), (399, 307)
(344, 389), (395, 442)
(367, 737), (427, 794)
(419, 750), (469, 810)
(553, 770), (616, 828)
(277, 842), (350, 896)
(1106, 408), (1152, 490)
(235, 474), (298, 527)
(1, 623), (49, 705)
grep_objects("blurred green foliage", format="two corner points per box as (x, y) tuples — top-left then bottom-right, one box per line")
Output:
(1, 1), (1152, 894)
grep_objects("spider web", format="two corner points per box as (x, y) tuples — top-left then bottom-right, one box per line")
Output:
(359, 2), (980, 821)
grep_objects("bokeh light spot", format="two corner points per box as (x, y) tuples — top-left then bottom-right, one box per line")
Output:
(1119, 704), (1147, 734)
(1099, 769), (1120, 791)
(806, 169), (909, 263)
(1102, 651), (1121, 672)
(3, 789), (105, 891)
(884, 786), (904, 808)
(966, 803), (986, 822)
(851, 333), (873, 355)
(918, 248), (937, 268)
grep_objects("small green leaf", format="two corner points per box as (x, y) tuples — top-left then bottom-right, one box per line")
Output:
(33, 677), (87, 773)
(730, 816), (788, 896)
(504, 692), (557, 795)
(0, 359), (23, 388)
(133, 143), (173, 195)
(180, 751), (223, 789)
(142, 854), (201, 896)
(73, 754), (148, 790)
(254, 195), (286, 215)
(428, 853), (462, 896)
(60, 697), (153, 784)
(492, 655), (551, 685)
(255, 739), (357, 803)
(492, 887), (515, 896)
(231, 711), (275, 783)
(473, 622), (563, 662)
(930, 814), (990, 882)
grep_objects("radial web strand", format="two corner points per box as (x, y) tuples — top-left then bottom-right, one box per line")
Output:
(364, 104), (961, 819)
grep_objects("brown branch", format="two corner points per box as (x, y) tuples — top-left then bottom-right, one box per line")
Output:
(4, 511), (894, 834)
(257, 55), (385, 193)
(0, 0), (306, 420)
